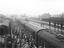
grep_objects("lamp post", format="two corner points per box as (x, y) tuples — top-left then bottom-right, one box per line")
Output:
(49, 20), (51, 33)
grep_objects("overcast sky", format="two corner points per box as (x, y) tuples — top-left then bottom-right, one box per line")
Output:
(0, 0), (64, 17)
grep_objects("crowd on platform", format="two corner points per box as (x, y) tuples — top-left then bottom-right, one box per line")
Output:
(0, 24), (44, 48)
(0, 24), (57, 48)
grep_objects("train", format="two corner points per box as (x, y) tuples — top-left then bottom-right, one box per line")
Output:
(24, 20), (64, 48)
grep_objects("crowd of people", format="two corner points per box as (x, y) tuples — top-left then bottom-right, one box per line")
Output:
(0, 22), (56, 48)
(9, 28), (44, 48)
(0, 24), (44, 48)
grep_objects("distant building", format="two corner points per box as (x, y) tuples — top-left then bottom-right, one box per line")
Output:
(39, 13), (51, 20)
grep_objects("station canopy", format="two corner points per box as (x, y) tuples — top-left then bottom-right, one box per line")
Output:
(42, 17), (64, 25)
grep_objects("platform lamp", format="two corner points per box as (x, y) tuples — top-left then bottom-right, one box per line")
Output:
(49, 19), (51, 33)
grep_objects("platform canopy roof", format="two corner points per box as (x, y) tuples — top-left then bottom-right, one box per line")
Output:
(42, 17), (64, 25)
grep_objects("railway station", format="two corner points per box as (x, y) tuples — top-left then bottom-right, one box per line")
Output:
(0, 16), (58, 48)
(0, 0), (64, 48)
(0, 16), (64, 48)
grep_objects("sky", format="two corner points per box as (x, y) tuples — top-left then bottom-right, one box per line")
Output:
(0, 0), (64, 17)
